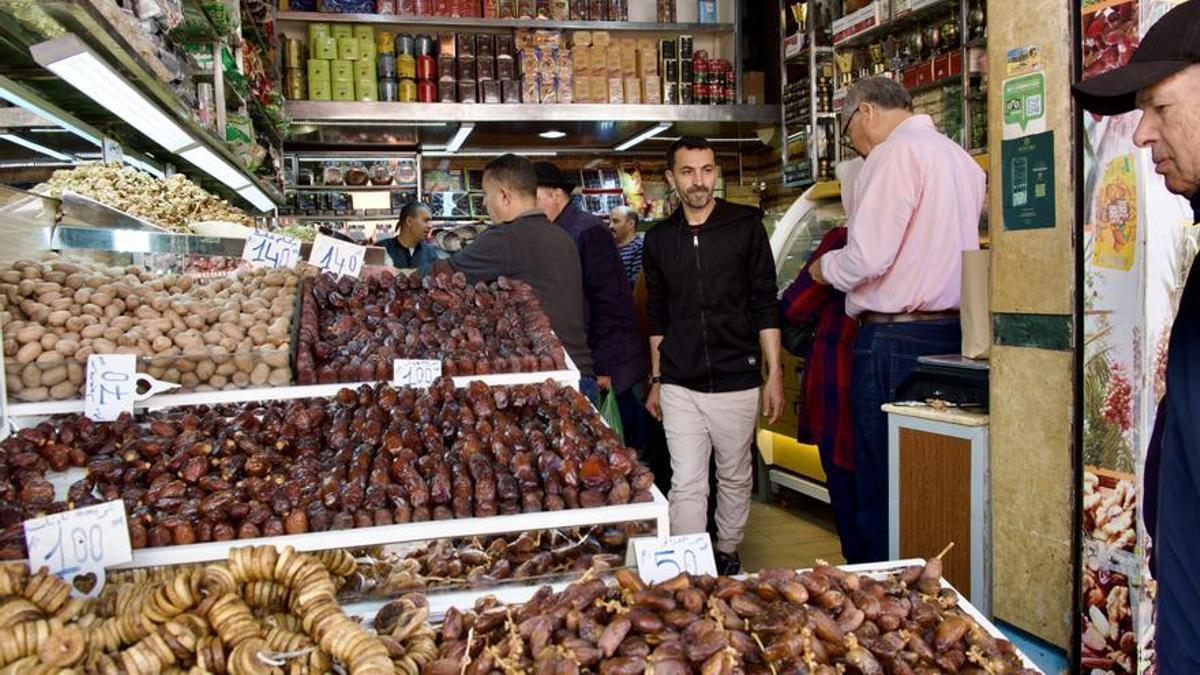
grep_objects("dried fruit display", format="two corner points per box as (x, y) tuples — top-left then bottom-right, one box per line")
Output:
(424, 559), (1036, 675)
(295, 270), (568, 385)
(35, 162), (254, 233)
(1083, 469), (1136, 552)
(1081, 1), (1140, 82)
(0, 544), (433, 673)
(1, 255), (299, 402)
(349, 524), (651, 595)
(1081, 560), (1135, 673)
(0, 378), (653, 559)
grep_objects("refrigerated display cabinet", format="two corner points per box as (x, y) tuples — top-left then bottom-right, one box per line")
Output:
(758, 181), (847, 503)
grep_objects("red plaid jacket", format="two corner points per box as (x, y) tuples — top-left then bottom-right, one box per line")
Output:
(779, 227), (858, 471)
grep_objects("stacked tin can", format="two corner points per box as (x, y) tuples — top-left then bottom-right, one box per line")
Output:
(414, 34), (436, 102)
(283, 37), (306, 100)
(691, 50), (733, 105)
(377, 31), (397, 101)
(307, 23), (335, 101)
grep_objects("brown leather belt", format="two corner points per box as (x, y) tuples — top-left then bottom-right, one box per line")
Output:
(857, 310), (960, 326)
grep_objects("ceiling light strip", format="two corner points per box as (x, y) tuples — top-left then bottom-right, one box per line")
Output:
(613, 122), (673, 151)
(444, 123), (475, 153)
(0, 133), (74, 161)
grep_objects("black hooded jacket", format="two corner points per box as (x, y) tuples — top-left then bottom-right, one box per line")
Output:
(644, 199), (779, 393)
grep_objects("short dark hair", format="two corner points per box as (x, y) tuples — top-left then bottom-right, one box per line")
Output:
(483, 154), (538, 199)
(398, 201), (429, 227)
(666, 136), (714, 170)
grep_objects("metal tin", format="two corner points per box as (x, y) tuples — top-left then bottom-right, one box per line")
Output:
(660, 39), (677, 60)
(331, 59), (354, 82)
(285, 69), (306, 100)
(332, 80), (355, 101)
(284, 38), (304, 68)
(438, 80), (457, 102)
(416, 54), (436, 80)
(376, 31), (395, 54)
(413, 34), (435, 57)
(418, 79), (437, 102)
(395, 33), (415, 56)
(330, 24), (353, 41)
(309, 78), (332, 101)
(377, 53), (397, 78)
(379, 77), (398, 101)
(354, 58), (376, 81)
(337, 37), (360, 61)
(307, 23), (331, 44)
(308, 58), (331, 81)
(397, 53), (416, 79)
(311, 37), (338, 60)
(680, 58), (693, 83)
(679, 35), (694, 60)
(357, 36), (376, 60)
(356, 78), (378, 101)
(663, 59), (679, 82)
(398, 78), (418, 102)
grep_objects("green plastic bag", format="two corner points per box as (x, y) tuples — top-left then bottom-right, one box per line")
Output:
(599, 389), (625, 443)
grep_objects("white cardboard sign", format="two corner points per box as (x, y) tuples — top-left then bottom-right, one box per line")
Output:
(393, 359), (443, 388)
(23, 500), (132, 597)
(242, 230), (301, 269)
(309, 233), (365, 278)
(84, 355), (180, 421)
(632, 533), (718, 584)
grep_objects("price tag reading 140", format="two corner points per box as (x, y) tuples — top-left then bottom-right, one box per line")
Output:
(309, 233), (365, 278)
(242, 231), (301, 269)
(393, 359), (442, 388)
(632, 533), (718, 585)
(23, 500), (132, 598)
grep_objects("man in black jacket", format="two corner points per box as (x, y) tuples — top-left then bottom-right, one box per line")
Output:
(535, 162), (648, 446)
(643, 136), (784, 574)
(437, 154), (597, 397)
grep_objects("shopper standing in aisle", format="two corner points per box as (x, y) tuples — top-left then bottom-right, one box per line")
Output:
(1072, 2), (1200, 668)
(381, 201), (441, 269)
(431, 154), (598, 399)
(608, 205), (645, 286)
(643, 136), (784, 575)
(534, 162), (648, 448)
(808, 77), (986, 563)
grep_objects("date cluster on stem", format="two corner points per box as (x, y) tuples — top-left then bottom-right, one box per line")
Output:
(0, 378), (654, 559)
(296, 270), (567, 385)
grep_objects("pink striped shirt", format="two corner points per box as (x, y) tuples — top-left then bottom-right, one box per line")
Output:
(821, 115), (986, 317)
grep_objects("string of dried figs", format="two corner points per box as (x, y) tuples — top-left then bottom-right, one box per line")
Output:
(422, 558), (1038, 675)
(295, 270), (567, 385)
(1, 254), (300, 403)
(0, 377), (653, 559)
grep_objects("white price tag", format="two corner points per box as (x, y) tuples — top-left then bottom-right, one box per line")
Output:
(242, 230), (301, 269)
(85, 355), (180, 422)
(309, 233), (365, 278)
(23, 500), (132, 597)
(632, 533), (718, 584)
(393, 359), (443, 388)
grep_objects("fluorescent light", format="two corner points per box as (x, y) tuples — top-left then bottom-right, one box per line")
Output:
(614, 123), (673, 151)
(0, 133), (73, 161)
(0, 78), (99, 146)
(31, 36), (193, 152)
(539, 130), (567, 139)
(444, 123), (475, 153)
(237, 185), (275, 212)
(422, 151), (559, 158)
(179, 146), (251, 190)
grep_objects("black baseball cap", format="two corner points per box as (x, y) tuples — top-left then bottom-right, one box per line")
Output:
(533, 162), (577, 192)
(1072, 0), (1200, 115)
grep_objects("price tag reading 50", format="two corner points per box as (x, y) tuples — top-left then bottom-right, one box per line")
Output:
(23, 500), (132, 597)
(243, 231), (301, 269)
(309, 233), (365, 278)
(632, 533), (718, 584)
(393, 359), (443, 388)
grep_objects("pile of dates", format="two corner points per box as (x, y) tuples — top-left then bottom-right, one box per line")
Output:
(296, 270), (568, 385)
(0, 378), (654, 559)
(423, 558), (1037, 675)
(350, 523), (652, 595)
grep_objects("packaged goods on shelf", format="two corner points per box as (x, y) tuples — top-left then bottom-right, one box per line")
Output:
(294, 270), (569, 384)
(34, 163), (253, 233)
(2, 256), (300, 403)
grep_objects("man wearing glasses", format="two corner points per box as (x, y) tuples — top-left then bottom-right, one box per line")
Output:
(809, 76), (986, 562)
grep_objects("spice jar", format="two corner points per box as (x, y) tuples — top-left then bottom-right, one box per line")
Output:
(397, 52), (417, 79)
(398, 78), (418, 101)
(416, 54), (436, 80)
(418, 79), (437, 102)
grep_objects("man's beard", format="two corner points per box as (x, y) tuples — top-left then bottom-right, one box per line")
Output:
(684, 188), (712, 208)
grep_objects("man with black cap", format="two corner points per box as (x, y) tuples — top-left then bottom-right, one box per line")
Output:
(1073, 0), (1200, 668)
(535, 161), (648, 420)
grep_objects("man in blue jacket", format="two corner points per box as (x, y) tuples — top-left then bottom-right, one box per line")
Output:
(381, 201), (442, 269)
(535, 162), (648, 435)
(1073, 1), (1200, 669)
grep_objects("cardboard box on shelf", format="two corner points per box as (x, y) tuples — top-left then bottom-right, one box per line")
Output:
(642, 75), (662, 104)
(590, 75), (608, 102)
(589, 46), (607, 71)
(608, 77), (625, 103)
(572, 31), (592, 47)
(623, 77), (642, 104)
(742, 71), (765, 104)
(540, 78), (558, 103)
(606, 48), (622, 76)
(637, 38), (656, 53)
(638, 49), (658, 77)
(574, 77), (591, 102)
(591, 30), (611, 47)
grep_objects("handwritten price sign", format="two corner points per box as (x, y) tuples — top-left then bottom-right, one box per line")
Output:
(85, 355), (180, 422)
(632, 533), (718, 585)
(23, 500), (132, 597)
(242, 231), (301, 269)
(393, 359), (442, 388)
(309, 233), (365, 278)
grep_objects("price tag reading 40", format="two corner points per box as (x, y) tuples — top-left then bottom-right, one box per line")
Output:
(85, 355), (180, 422)
(23, 500), (132, 598)
(393, 359), (443, 388)
(242, 231), (301, 269)
(309, 233), (365, 278)
(632, 533), (718, 585)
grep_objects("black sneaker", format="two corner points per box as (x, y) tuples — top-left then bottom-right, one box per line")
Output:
(716, 551), (741, 576)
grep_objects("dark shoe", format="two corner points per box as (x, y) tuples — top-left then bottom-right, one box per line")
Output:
(716, 551), (741, 576)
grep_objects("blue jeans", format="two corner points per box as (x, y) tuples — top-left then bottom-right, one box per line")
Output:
(851, 319), (961, 562)
(580, 377), (600, 406)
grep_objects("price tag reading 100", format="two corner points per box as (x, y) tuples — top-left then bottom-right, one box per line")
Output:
(23, 500), (132, 597)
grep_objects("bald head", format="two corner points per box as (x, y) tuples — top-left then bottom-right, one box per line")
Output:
(608, 206), (639, 246)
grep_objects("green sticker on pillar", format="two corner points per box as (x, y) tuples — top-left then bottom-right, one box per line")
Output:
(1002, 131), (1056, 231)
(1002, 72), (1047, 140)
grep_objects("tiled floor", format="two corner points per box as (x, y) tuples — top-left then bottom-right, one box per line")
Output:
(739, 492), (845, 571)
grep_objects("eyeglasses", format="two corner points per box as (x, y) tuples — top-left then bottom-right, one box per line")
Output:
(840, 107), (859, 142)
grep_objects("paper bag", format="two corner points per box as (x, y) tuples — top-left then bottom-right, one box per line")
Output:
(960, 249), (991, 359)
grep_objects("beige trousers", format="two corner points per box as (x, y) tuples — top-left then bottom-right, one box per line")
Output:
(659, 384), (759, 554)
